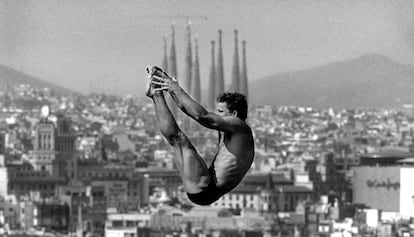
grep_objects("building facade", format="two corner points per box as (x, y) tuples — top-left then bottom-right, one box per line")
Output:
(31, 119), (56, 174)
(352, 166), (414, 216)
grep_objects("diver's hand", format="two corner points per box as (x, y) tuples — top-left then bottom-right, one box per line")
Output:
(150, 72), (180, 94)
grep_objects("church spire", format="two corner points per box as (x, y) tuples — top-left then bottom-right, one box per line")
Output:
(216, 30), (225, 97)
(184, 22), (193, 93)
(191, 37), (201, 103)
(168, 24), (177, 78)
(208, 40), (216, 110)
(167, 24), (178, 118)
(231, 29), (240, 92)
(240, 40), (248, 98)
(162, 36), (168, 72)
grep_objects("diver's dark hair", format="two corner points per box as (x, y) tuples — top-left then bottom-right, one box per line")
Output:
(216, 92), (248, 120)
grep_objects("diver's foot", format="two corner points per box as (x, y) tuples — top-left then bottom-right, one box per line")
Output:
(145, 66), (158, 98)
(145, 68), (154, 98)
(145, 66), (166, 98)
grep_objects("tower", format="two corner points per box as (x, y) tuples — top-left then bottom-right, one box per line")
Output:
(208, 40), (217, 110)
(167, 24), (178, 118)
(168, 25), (178, 79)
(184, 22), (193, 93)
(55, 113), (77, 179)
(240, 40), (249, 98)
(216, 30), (225, 97)
(231, 30), (240, 93)
(191, 37), (201, 103)
(32, 105), (56, 175)
(162, 36), (168, 72)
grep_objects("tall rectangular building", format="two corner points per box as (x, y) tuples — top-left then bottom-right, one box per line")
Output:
(400, 168), (414, 217)
(0, 132), (4, 155)
(0, 132), (5, 167)
(55, 114), (77, 178)
(32, 119), (56, 174)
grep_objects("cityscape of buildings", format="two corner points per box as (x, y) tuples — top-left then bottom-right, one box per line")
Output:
(1, 24), (414, 237)
(1, 79), (414, 237)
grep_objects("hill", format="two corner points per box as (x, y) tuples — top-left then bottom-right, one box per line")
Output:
(0, 64), (76, 96)
(249, 54), (414, 109)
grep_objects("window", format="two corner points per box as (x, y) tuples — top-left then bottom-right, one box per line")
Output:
(112, 221), (123, 227)
(126, 221), (135, 227)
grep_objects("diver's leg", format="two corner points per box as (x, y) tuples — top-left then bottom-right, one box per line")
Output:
(150, 90), (211, 194)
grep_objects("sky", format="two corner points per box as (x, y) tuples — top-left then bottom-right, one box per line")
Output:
(1, 0), (414, 96)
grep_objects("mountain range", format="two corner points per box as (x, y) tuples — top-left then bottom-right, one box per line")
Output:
(2, 54), (414, 108)
(0, 65), (75, 96)
(249, 54), (414, 109)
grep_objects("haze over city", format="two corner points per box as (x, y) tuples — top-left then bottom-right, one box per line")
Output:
(1, 0), (414, 96)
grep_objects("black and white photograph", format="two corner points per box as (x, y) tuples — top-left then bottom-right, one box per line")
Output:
(1, 0), (414, 236)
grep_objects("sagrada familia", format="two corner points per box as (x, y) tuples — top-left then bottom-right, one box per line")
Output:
(160, 24), (249, 116)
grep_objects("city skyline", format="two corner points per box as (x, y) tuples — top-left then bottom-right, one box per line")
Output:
(1, 0), (414, 96)
(1, 82), (414, 236)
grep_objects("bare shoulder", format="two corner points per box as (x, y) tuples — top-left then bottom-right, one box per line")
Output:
(236, 120), (253, 136)
(222, 116), (252, 134)
(225, 121), (254, 149)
